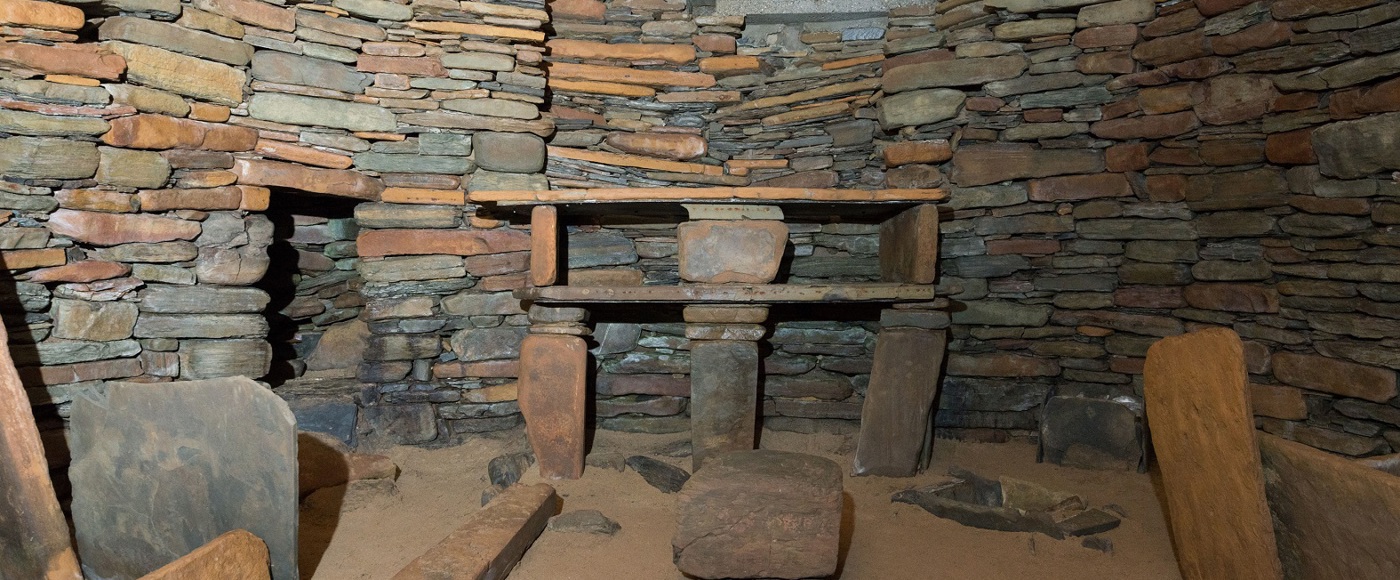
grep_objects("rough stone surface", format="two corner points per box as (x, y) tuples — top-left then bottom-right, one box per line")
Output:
(69, 377), (297, 580)
(1144, 328), (1283, 580)
(854, 328), (947, 477)
(674, 450), (842, 580)
(391, 483), (558, 580)
(677, 220), (787, 284)
(474, 132), (547, 174)
(689, 340), (759, 469)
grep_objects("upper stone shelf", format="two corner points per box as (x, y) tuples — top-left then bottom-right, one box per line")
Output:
(516, 283), (938, 304)
(468, 187), (947, 205)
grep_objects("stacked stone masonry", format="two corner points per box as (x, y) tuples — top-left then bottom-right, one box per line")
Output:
(5, 0), (1400, 460)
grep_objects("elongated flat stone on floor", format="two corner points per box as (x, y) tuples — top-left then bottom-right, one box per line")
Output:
(690, 340), (759, 469)
(0, 324), (83, 580)
(1144, 328), (1283, 580)
(518, 334), (587, 479)
(69, 377), (298, 580)
(854, 327), (947, 477)
(674, 450), (842, 580)
(138, 530), (270, 580)
(392, 483), (559, 580)
(1260, 433), (1400, 580)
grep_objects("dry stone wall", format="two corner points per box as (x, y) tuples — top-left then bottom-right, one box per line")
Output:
(6, 0), (1400, 458)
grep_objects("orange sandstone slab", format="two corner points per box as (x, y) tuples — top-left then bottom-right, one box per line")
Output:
(357, 228), (531, 257)
(139, 530), (270, 580)
(549, 0), (605, 21)
(193, 0), (293, 32)
(380, 187), (466, 205)
(406, 21), (545, 42)
(518, 335), (588, 479)
(544, 61), (715, 88)
(27, 261), (130, 283)
(698, 55), (761, 75)
(547, 146), (723, 176)
(1144, 328), (1283, 580)
(0, 248), (66, 270)
(233, 159), (383, 200)
(547, 78), (655, 97)
(0, 42), (125, 80)
(546, 39), (694, 64)
(0, 0), (85, 31)
(604, 132), (707, 161)
(391, 483), (558, 580)
(47, 209), (200, 246)
(883, 140), (952, 167)
(254, 140), (352, 169)
(103, 114), (258, 151)
(137, 186), (243, 212)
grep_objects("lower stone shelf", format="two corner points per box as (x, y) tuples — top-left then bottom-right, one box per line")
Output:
(515, 283), (936, 303)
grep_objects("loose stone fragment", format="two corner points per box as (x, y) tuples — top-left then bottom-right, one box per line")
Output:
(625, 455), (689, 493)
(392, 484), (559, 580)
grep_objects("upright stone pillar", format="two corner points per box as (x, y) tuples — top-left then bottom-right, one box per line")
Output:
(853, 304), (949, 477)
(685, 305), (767, 470)
(519, 306), (591, 479)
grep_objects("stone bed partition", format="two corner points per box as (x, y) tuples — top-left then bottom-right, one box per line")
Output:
(4, 0), (1400, 468)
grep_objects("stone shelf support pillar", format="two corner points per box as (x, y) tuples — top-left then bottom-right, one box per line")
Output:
(519, 306), (591, 479)
(685, 305), (768, 470)
(853, 304), (950, 477)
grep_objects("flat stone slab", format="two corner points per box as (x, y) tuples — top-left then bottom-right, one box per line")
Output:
(517, 283), (937, 303)
(518, 334), (588, 479)
(854, 328), (947, 477)
(1260, 433), (1400, 580)
(0, 323), (82, 579)
(1144, 328), (1283, 580)
(392, 483), (559, 580)
(677, 220), (788, 284)
(69, 377), (298, 580)
(139, 530), (270, 580)
(674, 450), (842, 579)
(690, 340), (759, 469)
(468, 186), (947, 204)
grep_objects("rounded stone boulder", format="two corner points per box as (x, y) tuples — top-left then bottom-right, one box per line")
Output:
(474, 132), (547, 174)
(673, 450), (843, 580)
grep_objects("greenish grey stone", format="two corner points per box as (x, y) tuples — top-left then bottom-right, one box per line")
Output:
(97, 147), (171, 189)
(98, 16), (253, 66)
(131, 264), (197, 285)
(467, 170), (548, 192)
(1119, 262), (1192, 285)
(984, 72), (1084, 98)
(13, 339), (141, 366)
(950, 300), (1052, 327)
(947, 185), (1029, 210)
(878, 88), (966, 130)
(353, 203), (461, 229)
(251, 51), (370, 94)
(1314, 111), (1400, 179)
(134, 313), (269, 339)
(441, 98), (539, 120)
(0, 227), (51, 249)
(1124, 240), (1198, 263)
(105, 84), (190, 116)
(1078, 219), (1197, 240)
(249, 93), (395, 131)
(0, 137), (98, 180)
(352, 153), (473, 175)
(419, 133), (471, 156)
(0, 191), (58, 212)
(139, 285), (271, 314)
(0, 109), (109, 136)
(359, 255), (466, 283)
(0, 78), (110, 105)
(101, 0), (181, 15)
(409, 78), (478, 90)
(474, 132), (545, 173)
(441, 52), (515, 71)
(300, 42), (359, 64)
(1019, 86), (1113, 109)
(93, 242), (200, 263)
(332, 0), (413, 21)
(1191, 260), (1272, 281)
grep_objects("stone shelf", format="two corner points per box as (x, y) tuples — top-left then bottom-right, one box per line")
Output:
(515, 283), (937, 304)
(469, 187), (947, 205)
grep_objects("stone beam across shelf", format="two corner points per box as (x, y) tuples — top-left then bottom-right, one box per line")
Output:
(516, 283), (937, 304)
(469, 187), (947, 205)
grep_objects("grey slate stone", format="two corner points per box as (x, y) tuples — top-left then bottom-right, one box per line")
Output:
(69, 377), (298, 580)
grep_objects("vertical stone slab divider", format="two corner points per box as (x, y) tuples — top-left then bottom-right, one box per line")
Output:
(853, 325), (948, 477)
(530, 205), (558, 286)
(688, 339), (760, 470)
(518, 333), (588, 479)
(1144, 327), (1283, 580)
(878, 203), (939, 284)
(0, 324), (83, 580)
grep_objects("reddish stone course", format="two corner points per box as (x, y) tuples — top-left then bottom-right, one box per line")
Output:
(357, 228), (531, 257)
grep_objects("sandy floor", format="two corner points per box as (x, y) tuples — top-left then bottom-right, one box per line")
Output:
(302, 428), (1182, 580)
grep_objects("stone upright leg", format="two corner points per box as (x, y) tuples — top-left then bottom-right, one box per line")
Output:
(689, 340), (760, 470)
(854, 320), (948, 477)
(518, 333), (588, 479)
(0, 324), (82, 580)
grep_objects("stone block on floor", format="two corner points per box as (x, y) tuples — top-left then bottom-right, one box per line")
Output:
(1038, 395), (1145, 472)
(673, 450), (842, 580)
